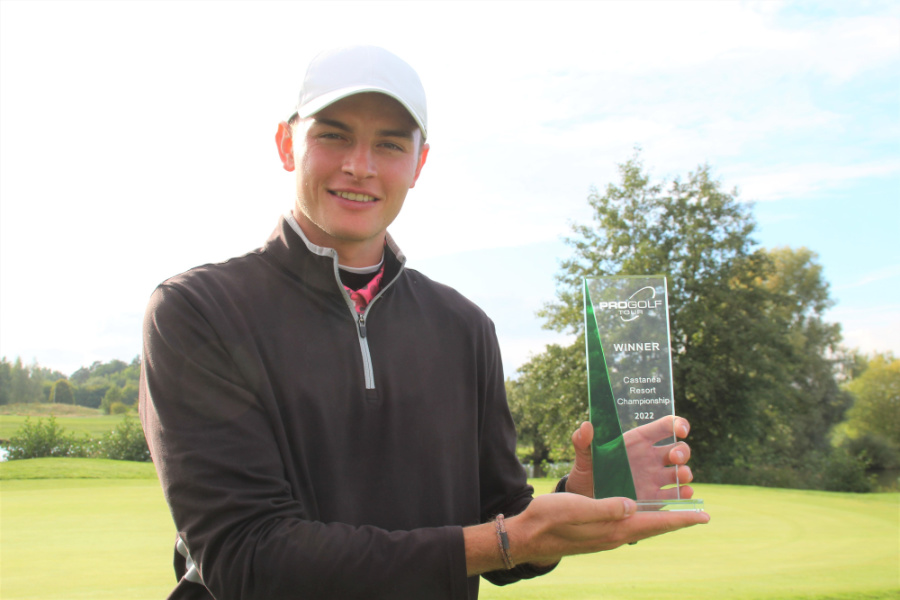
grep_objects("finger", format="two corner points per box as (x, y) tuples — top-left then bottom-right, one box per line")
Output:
(632, 415), (681, 445)
(535, 492), (634, 524)
(629, 508), (710, 536)
(611, 508), (708, 548)
(641, 458), (693, 490)
(659, 464), (693, 487)
(567, 422), (595, 496)
(650, 484), (695, 501)
(572, 421), (593, 452)
(647, 463), (693, 491)
(666, 441), (691, 465)
(674, 417), (690, 439)
(590, 496), (637, 521)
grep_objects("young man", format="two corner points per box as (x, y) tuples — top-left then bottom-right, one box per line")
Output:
(140, 46), (707, 600)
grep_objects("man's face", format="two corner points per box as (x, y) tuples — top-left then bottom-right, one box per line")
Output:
(278, 92), (428, 266)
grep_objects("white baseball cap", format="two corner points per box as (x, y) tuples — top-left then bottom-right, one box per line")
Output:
(291, 46), (428, 139)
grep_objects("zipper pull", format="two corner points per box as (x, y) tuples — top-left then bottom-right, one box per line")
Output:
(357, 313), (367, 338)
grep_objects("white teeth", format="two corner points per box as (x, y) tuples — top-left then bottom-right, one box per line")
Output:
(335, 191), (376, 202)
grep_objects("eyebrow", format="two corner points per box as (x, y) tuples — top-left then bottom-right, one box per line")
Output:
(314, 117), (414, 140)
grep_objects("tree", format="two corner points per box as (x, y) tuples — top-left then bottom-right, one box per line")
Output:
(50, 379), (75, 405)
(92, 359), (129, 378)
(535, 152), (773, 474)
(843, 354), (900, 447)
(0, 358), (12, 405)
(72, 384), (107, 409)
(8, 357), (44, 404)
(121, 381), (139, 406)
(753, 247), (853, 461)
(69, 357), (141, 408)
(102, 384), (123, 415)
(522, 151), (848, 483)
(30, 364), (67, 382)
(2, 356), (141, 408)
(70, 357), (134, 385)
(507, 341), (587, 476)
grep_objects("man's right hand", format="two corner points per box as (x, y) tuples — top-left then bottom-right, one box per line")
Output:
(506, 491), (709, 567)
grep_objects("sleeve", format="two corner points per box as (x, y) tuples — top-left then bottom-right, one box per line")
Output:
(139, 284), (469, 600)
(472, 318), (559, 587)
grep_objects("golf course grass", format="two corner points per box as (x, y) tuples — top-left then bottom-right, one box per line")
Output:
(0, 410), (134, 441)
(481, 481), (899, 600)
(1, 459), (897, 599)
(1, 460), (174, 599)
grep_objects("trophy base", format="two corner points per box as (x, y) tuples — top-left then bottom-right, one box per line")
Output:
(635, 498), (705, 512)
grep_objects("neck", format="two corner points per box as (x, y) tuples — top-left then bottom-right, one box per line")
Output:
(331, 242), (385, 269)
(290, 208), (386, 268)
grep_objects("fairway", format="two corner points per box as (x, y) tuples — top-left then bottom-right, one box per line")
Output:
(0, 413), (133, 441)
(1, 461), (897, 599)
(1, 462), (175, 599)
(481, 483), (900, 600)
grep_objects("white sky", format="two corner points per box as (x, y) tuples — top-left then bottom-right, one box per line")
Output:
(1, 0), (898, 377)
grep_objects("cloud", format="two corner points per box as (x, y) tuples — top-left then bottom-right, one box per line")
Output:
(500, 333), (576, 380)
(829, 304), (900, 356)
(731, 159), (900, 202)
(803, 14), (900, 82)
(835, 264), (900, 292)
(1, 0), (897, 374)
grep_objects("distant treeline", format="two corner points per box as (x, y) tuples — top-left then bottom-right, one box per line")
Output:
(0, 357), (140, 414)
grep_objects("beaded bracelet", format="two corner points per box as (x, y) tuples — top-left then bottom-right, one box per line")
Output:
(494, 514), (515, 570)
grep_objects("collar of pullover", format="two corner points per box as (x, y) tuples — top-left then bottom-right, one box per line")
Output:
(262, 212), (407, 300)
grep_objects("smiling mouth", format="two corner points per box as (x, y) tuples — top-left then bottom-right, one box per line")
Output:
(332, 190), (377, 203)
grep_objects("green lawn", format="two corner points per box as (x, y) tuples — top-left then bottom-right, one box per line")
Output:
(0, 412), (133, 441)
(1, 460), (174, 599)
(1, 460), (898, 599)
(482, 482), (900, 600)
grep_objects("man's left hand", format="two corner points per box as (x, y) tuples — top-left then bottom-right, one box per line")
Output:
(564, 417), (694, 501)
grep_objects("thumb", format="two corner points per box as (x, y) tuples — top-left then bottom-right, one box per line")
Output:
(572, 421), (593, 462)
(593, 496), (637, 521)
(566, 422), (595, 496)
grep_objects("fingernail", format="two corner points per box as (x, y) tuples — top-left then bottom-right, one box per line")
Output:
(674, 450), (685, 463)
(623, 499), (636, 516)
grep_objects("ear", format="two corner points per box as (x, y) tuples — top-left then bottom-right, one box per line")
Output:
(409, 143), (429, 189)
(275, 122), (295, 172)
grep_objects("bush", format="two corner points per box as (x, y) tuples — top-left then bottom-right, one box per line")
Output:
(818, 447), (874, 493)
(843, 433), (900, 472)
(4, 415), (151, 462)
(108, 401), (129, 415)
(101, 385), (123, 414)
(101, 416), (151, 462)
(5, 416), (83, 459)
(74, 384), (107, 409)
(50, 379), (75, 405)
(702, 448), (873, 493)
(704, 462), (798, 489)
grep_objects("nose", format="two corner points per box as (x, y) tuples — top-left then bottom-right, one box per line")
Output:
(342, 143), (376, 179)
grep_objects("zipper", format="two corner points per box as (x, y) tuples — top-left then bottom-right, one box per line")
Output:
(356, 312), (376, 389)
(345, 272), (398, 391)
(287, 214), (406, 394)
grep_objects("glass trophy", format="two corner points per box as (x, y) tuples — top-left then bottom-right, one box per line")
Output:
(584, 276), (703, 512)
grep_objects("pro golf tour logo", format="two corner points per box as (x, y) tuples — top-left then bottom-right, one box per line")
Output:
(595, 286), (663, 322)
